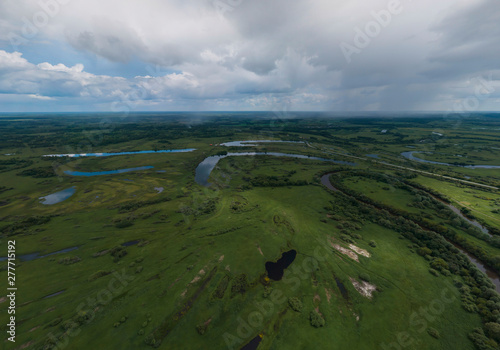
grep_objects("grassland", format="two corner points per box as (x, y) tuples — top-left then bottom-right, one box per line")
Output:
(1, 114), (500, 350)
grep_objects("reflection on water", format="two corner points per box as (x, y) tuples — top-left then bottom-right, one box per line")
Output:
(65, 166), (154, 177)
(44, 149), (196, 158)
(39, 187), (76, 205)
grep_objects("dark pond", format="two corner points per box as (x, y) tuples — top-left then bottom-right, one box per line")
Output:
(121, 240), (140, 247)
(195, 152), (356, 187)
(43, 290), (65, 299)
(64, 166), (154, 177)
(0, 246), (79, 262)
(401, 151), (500, 169)
(241, 334), (263, 350)
(44, 149), (196, 158)
(265, 250), (297, 281)
(335, 277), (349, 300)
(39, 187), (76, 205)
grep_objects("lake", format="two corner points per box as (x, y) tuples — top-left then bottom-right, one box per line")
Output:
(39, 186), (76, 205)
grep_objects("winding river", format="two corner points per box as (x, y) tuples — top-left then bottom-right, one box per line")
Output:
(320, 173), (500, 292)
(401, 151), (500, 169)
(195, 152), (356, 187)
(41, 141), (500, 291)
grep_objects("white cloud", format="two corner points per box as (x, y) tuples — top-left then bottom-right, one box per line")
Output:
(0, 0), (499, 111)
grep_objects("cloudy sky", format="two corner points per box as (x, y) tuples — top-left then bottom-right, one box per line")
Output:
(0, 0), (499, 112)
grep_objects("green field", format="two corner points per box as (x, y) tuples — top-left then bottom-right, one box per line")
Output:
(1, 114), (500, 350)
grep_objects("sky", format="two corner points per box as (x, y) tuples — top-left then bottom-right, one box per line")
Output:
(0, 0), (499, 112)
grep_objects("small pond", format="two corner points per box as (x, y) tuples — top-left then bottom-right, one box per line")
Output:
(39, 186), (76, 205)
(265, 250), (297, 281)
(0, 246), (79, 262)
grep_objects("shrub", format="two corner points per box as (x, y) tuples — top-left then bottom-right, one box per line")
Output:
(58, 256), (81, 265)
(340, 234), (354, 243)
(359, 273), (371, 282)
(429, 269), (439, 277)
(310, 310), (325, 328)
(427, 327), (440, 339)
(231, 274), (249, 296)
(485, 322), (500, 342)
(110, 246), (128, 262)
(369, 241), (377, 248)
(88, 270), (111, 281)
(196, 324), (208, 335)
(288, 297), (303, 312)
(115, 220), (134, 228)
(417, 247), (432, 256)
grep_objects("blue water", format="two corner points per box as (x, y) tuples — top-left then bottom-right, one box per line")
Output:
(122, 240), (140, 247)
(366, 154), (380, 159)
(195, 152), (356, 187)
(44, 149), (196, 158)
(401, 152), (500, 169)
(39, 187), (76, 205)
(65, 166), (154, 177)
(0, 246), (79, 262)
(221, 140), (304, 147)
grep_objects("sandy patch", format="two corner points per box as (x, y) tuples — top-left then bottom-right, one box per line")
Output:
(313, 294), (321, 303)
(331, 244), (359, 262)
(324, 288), (332, 304)
(349, 277), (377, 299)
(29, 326), (40, 332)
(190, 276), (201, 284)
(199, 269), (206, 275)
(225, 265), (231, 271)
(218, 255), (224, 262)
(0, 297), (6, 303)
(349, 244), (371, 258)
(257, 245), (264, 256)
(181, 289), (187, 298)
(19, 341), (35, 349)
